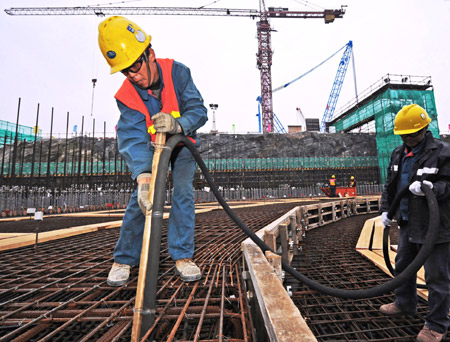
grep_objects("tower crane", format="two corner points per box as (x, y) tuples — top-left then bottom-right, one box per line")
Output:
(5, 4), (346, 133)
(320, 40), (354, 132)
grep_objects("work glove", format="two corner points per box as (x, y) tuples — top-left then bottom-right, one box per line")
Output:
(137, 173), (152, 215)
(381, 212), (392, 227)
(153, 112), (182, 134)
(409, 180), (433, 196)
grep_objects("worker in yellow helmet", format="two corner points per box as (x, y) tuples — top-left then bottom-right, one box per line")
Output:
(349, 175), (356, 188)
(329, 174), (336, 197)
(98, 16), (207, 286)
(379, 104), (450, 341)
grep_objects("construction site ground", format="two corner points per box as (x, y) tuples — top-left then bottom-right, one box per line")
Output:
(0, 197), (447, 341)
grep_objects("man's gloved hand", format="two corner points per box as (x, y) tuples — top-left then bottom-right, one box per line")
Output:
(137, 172), (152, 214)
(153, 112), (182, 134)
(381, 212), (392, 227)
(409, 180), (433, 196)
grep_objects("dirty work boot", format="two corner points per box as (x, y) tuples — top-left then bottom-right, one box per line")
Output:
(175, 259), (201, 282)
(107, 262), (131, 286)
(416, 326), (446, 342)
(379, 303), (412, 316)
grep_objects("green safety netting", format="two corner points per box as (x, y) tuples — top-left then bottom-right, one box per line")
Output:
(2, 156), (378, 176)
(0, 120), (39, 145)
(1, 161), (128, 176)
(200, 157), (377, 171)
(331, 88), (439, 183)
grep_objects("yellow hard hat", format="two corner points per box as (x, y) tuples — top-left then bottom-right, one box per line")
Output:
(394, 104), (431, 135)
(98, 16), (151, 74)
(331, 175), (335, 178)
(351, 176), (354, 179)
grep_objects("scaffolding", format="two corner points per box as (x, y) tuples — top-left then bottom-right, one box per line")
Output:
(0, 120), (40, 145)
(329, 74), (439, 183)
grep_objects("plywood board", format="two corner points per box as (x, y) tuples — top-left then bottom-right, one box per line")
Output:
(357, 216), (429, 301)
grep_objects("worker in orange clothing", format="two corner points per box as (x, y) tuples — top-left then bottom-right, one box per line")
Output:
(98, 16), (207, 286)
(329, 175), (336, 197)
(350, 176), (356, 187)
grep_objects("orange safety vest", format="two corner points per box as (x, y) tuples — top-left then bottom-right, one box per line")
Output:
(329, 178), (336, 186)
(115, 58), (195, 143)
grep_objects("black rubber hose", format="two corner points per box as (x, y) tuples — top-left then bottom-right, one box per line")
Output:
(145, 134), (440, 312)
(180, 135), (440, 299)
(382, 186), (428, 289)
(382, 185), (410, 277)
(140, 139), (178, 338)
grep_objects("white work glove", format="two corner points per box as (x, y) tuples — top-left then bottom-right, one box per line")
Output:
(409, 180), (433, 196)
(381, 212), (392, 227)
(153, 112), (182, 134)
(137, 173), (152, 214)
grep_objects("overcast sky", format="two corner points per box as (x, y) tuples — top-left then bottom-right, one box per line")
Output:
(1, 0), (449, 137)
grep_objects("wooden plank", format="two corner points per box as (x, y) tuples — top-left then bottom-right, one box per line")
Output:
(373, 250), (427, 287)
(358, 249), (395, 275)
(355, 218), (376, 250)
(0, 220), (123, 251)
(358, 249), (428, 301)
(279, 223), (289, 264)
(265, 251), (282, 282)
(341, 200), (347, 219)
(243, 242), (317, 341)
(318, 203), (323, 226)
(299, 207), (307, 239)
(356, 212), (429, 301)
(307, 222), (320, 230)
(0, 233), (29, 240)
(264, 231), (277, 252)
(371, 217), (385, 250)
(290, 214), (299, 256)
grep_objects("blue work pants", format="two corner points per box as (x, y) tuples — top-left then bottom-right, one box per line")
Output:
(113, 145), (196, 265)
(394, 225), (450, 334)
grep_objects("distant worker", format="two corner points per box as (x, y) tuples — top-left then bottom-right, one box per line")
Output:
(379, 104), (450, 341)
(98, 16), (208, 286)
(350, 175), (356, 187)
(329, 175), (336, 197)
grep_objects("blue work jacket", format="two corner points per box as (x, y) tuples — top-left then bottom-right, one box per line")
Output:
(115, 60), (208, 179)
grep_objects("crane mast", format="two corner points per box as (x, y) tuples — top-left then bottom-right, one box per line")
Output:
(5, 5), (346, 134)
(257, 0), (274, 133)
(320, 40), (353, 133)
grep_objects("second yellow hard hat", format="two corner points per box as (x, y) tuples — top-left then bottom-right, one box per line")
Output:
(394, 104), (431, 135)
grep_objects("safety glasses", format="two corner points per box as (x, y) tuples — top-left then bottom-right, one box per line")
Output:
(121, 54), (145, 75)
(401, 129), (423, 138)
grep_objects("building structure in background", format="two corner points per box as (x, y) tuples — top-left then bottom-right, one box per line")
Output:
(328, 74), (438, 183)
(305, 118), (320, 132)
(288, 125), (302, 133)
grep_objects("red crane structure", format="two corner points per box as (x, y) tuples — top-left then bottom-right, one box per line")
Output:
(5, 4), (346, 133)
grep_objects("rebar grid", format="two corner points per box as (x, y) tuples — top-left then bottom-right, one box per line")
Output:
(0, 202), (301, 341)
(285, 213), (449, 341)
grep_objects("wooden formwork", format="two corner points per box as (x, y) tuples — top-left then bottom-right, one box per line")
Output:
(356, 216), (429, 301)
(241, 196), (381, 341)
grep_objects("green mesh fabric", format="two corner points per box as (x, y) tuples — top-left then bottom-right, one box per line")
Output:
(0, 120), (38, 145)
(331, 88), (440, 183)
(3, 156), (379, 176)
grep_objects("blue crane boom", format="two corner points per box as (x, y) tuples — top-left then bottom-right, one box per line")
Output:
(256, 96), (286, 133)
(320, 40), (353, 132)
